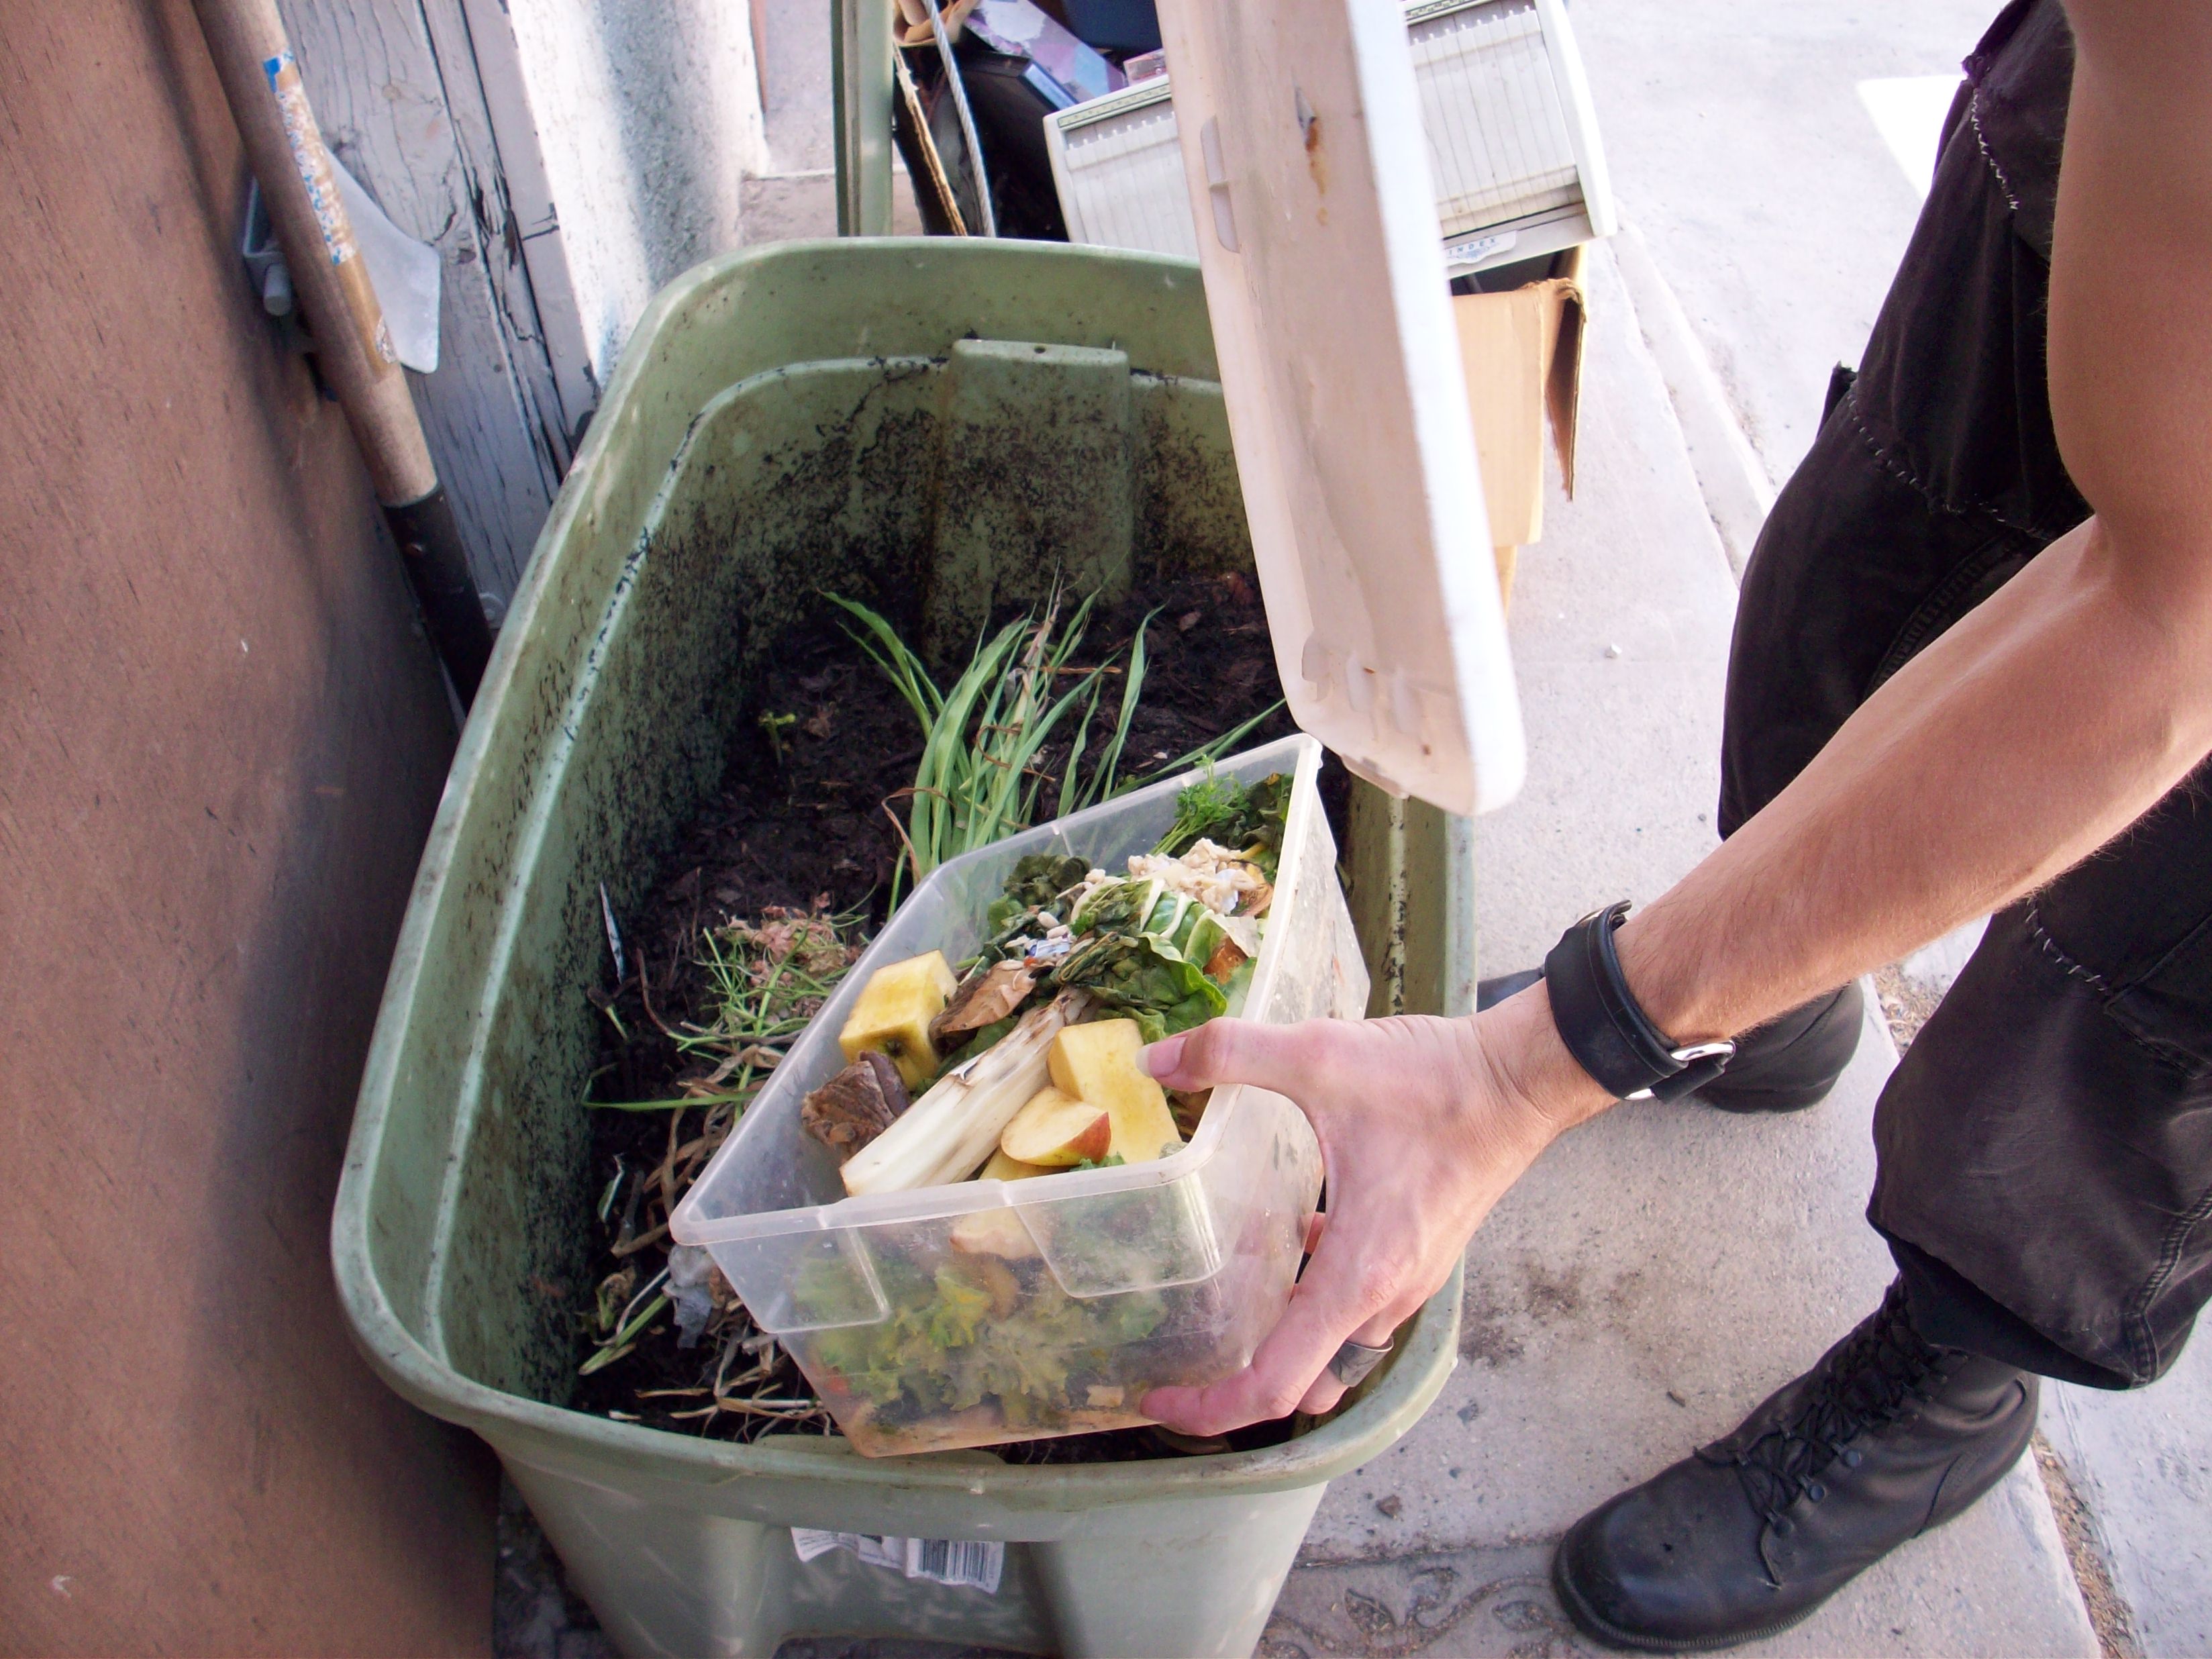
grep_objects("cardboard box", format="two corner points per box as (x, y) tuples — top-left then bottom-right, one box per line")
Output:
(1452, 244), (1587, 605)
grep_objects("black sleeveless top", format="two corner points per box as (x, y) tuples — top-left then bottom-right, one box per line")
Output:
(1962, 0), (2073, 262)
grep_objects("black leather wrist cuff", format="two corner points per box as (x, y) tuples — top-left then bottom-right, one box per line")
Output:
(1542, 902), (1736, 1102)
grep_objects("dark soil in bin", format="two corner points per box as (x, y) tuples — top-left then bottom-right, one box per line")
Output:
(571, 572), (1343, 1462)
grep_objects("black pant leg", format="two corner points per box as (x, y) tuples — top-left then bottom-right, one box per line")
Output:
(1872, 783), (2212, 1389)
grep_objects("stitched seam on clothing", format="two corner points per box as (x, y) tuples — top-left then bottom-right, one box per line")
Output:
(1866, 532), (2033, 693)
(2026, 904), (2205, 1074)
(1968, 90), (2023, 213)
(1842, 394), (2043, 540)
(2026, 905), (2119, 996)
(2124, 1178), (2212, 1380)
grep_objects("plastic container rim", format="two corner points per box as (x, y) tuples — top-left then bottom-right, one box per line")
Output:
(668, 734), (1321, 1249)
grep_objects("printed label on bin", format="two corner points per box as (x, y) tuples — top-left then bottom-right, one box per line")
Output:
(790, 1529), (1005, 1593)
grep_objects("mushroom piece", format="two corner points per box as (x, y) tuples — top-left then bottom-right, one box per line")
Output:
(927, 958), (1040, 1048)
(799, 1050), (911, 1163)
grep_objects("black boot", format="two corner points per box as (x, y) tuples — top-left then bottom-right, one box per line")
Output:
(1476, 967), (1544, 1010)
(1471, 974), (1862, 1114)
(1552, 1280), (2038, 1653)
(1699, 981), (1862, 1114)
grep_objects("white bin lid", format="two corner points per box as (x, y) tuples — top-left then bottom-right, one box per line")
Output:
(1156, 0), (1525, 815)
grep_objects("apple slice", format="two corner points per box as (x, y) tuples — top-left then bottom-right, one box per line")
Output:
(837, 950), (958, 1090)
(1048, 1019), (1180, 1164)
(950, 1208), (1039, 1260)
(976, 1147), (1054, 1182)
(999, 1085), (1113, 1166)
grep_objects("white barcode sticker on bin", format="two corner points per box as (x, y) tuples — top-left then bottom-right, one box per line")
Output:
(790, 1529), (1004, 1594)
(905, 1536), (1005, 1593)
(789, 1527), (848, 1563)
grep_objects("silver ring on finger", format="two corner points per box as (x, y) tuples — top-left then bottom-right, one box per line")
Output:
(1327, 1336), (1393, 1388)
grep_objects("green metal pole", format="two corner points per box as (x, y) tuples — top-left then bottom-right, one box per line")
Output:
(832, 0), (895, 235)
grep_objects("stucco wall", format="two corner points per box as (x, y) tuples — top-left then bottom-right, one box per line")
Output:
(506, 0), (770, 379)
(0, 3), (495, 1648)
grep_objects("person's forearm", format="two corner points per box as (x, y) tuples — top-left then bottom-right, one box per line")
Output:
(1491, 0), (2212, 1128)
(1480, 515), (2212, 1136)
(1615, 515), (2212, 1060)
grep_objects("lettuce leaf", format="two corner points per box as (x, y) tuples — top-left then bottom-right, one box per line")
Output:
(1051, 931), (1225, 1038)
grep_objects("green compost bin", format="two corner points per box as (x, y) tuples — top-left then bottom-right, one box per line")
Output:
(332, 238), (1474, 1659)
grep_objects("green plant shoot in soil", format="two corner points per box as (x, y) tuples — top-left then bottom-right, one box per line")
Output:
(830, 592), (1284, 911)
(578, 907), (864, 1430)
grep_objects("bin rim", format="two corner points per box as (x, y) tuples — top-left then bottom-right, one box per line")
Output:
(332, 234), (1460, 1501)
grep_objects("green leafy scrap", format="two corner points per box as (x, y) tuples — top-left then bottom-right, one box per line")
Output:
(983, 852), (1091, 936)
(1052, 929), (1226, 1040)
(1152, 768), (1293, 874)
(925, 1268), (991, 1349)
(809, 1256), (1167, 1426)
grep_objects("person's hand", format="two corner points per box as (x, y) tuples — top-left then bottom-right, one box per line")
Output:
(1136, 985), (1606, 1435)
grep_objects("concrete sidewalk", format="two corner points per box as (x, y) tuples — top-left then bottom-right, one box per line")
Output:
(740, 0), (922, 244)
(1571, 0), (1995, 490)
(2044, 1351), (2212, 1657)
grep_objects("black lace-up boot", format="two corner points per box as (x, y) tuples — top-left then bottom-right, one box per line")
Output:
(1552, 1280), (2038, 1652)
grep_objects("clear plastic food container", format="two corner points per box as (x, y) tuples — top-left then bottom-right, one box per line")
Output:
(670, 734), (1364, 1456)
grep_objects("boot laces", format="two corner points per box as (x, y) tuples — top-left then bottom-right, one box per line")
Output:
(1731, 1283), (1944, 1525)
